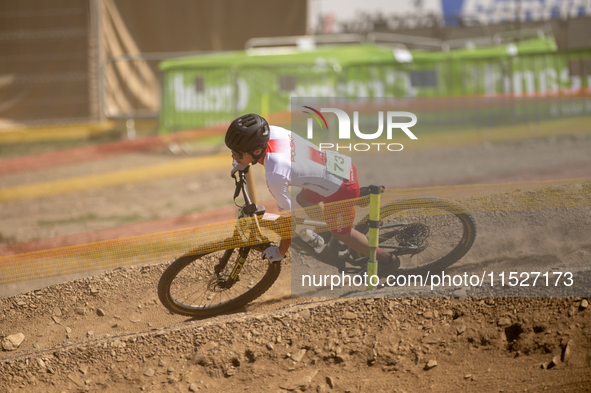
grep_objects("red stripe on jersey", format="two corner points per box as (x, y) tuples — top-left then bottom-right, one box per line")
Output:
(260, 139), (289, 165)
(308, 147), (326, 166)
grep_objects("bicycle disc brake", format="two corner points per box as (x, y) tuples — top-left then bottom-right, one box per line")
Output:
(395, 223), (429, 251)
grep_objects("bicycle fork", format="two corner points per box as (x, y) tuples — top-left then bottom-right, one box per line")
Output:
(215, 247), (250, 289)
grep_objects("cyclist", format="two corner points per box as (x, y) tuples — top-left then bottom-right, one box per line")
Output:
(225, 113), (396, 267)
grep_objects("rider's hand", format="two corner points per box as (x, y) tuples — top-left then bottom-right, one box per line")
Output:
(230, 161), (247, 178)
(263, 246), (285, 263)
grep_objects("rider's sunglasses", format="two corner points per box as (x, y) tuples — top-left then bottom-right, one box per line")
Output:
(231, 150), (246, 159)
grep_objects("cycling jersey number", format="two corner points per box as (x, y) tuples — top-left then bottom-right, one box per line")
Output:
(325, 150), (351, 180)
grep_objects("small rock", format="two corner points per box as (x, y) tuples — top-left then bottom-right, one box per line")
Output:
(568, 306), (575, 317)
(457, 326), (466, 335)
(547, 356), (559, 369)
(189, 383), (199, 392)
(2, 333), (25, 351)
(65, 327), (72, 334)
(52, 316), (62, 325)
(561, 340), (573, 362)
(144, 368), (155, 377)
(192, 354), (206, 365)
(87, 331), (94, 337)
(424, 359), (438, 370)
(74, 307), (86, 316)
(266, 343), (274, 351)
(464, 374), (472, 379)
(423, 311), (433, 319)
(52, 307), (62, 317)
(580, 299), (588, 310)
(97, 309), (106, 317)
(209, 369), (222, 379)
(326, 376), (336, 389)
(291, 349), (307, 362)
(299, 309), (311, 319)
(342, 311), (357, 320)
(225, 368), (236, 377)
(498, 317), (511, 327)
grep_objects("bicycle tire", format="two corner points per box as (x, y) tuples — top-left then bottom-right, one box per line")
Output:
(356, 197), (477, 275)
(158, 246), (282, 318)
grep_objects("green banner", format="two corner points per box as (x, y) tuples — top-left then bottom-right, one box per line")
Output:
(158, 39), (591, 134)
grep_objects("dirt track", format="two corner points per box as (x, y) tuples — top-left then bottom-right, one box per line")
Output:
(1, 134), (591, 392)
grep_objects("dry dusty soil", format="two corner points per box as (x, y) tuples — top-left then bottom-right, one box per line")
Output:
(1, 134), (591, 392)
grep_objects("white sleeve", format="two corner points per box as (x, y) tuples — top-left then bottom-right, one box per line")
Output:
(265, 172), (292, 212)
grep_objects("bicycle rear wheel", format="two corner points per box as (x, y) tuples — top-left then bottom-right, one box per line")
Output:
(158, 247), (281, 317)
(357, 197), (477, 275)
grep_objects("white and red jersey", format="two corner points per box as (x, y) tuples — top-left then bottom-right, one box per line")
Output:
(233, 126), (350, 212)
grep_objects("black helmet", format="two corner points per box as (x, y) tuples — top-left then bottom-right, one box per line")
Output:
(225, 113), (270, 153)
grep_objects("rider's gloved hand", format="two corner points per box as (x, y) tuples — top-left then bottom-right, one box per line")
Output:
(230, 160), (247, 177)
(263, 246), (285, 263)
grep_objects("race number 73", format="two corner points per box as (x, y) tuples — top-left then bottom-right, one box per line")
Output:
(324, 150), (352, 180)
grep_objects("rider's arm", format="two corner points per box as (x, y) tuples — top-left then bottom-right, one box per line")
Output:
(266, 173), (292, 257)
(265, 172), (292, 212)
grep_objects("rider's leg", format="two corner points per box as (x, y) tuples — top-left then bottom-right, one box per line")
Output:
(295, 191), (323, 221)
(332, 229), (393, 264)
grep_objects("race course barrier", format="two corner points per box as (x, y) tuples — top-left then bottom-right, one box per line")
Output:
(0, 177), (589, 287)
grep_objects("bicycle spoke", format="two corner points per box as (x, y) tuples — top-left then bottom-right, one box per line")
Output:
(167, 250), (271, 311)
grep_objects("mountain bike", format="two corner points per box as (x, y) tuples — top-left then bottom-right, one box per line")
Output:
(158, 166), (477, 317)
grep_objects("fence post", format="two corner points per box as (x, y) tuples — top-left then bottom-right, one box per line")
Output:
(367, 184), (384, 291)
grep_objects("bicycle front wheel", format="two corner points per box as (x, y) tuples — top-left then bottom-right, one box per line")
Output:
(158, 247), (281, 318)
(358, 197), (477, 275)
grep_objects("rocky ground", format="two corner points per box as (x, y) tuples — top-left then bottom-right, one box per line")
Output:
(0, 265), (589, 392)
(1, 133), (591, 391)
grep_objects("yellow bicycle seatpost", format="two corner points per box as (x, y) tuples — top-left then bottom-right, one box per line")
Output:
(367, 184), (383, 291)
